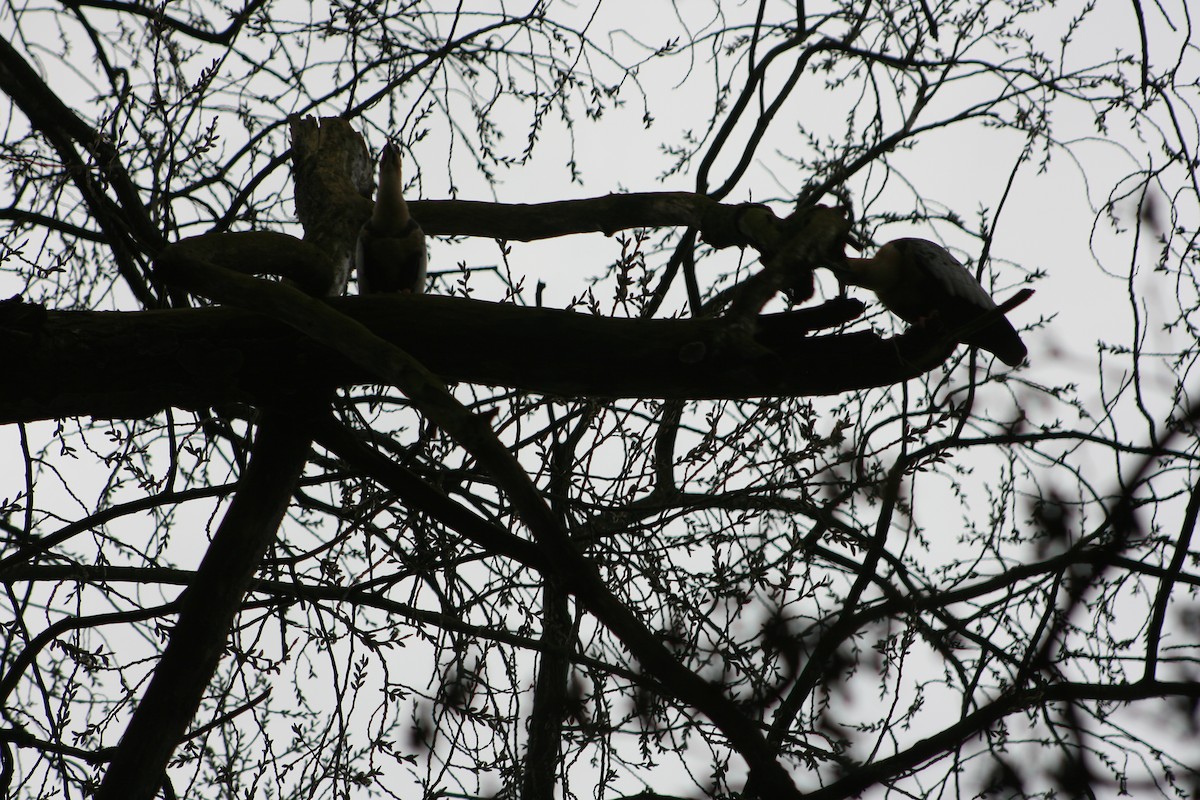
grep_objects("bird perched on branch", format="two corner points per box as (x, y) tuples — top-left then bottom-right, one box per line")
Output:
(827, 238), (1028, 366)
(356, 143), (427, 294)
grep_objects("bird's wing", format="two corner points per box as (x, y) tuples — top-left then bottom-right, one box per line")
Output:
(896, 239), (1027, 365)
(899, 239), (997, 310)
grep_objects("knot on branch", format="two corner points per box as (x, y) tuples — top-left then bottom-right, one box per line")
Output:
(723, 204), (854, 318)
(0, 295), (48, 340)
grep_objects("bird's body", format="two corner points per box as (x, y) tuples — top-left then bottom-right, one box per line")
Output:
(832, 238), (1027, 366)
(356, 143), (427, 294)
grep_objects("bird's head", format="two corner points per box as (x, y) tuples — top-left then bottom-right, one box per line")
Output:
(379, 142), (403, 184)
(370, 142), (411, 225)
(821, 241), (903, 292)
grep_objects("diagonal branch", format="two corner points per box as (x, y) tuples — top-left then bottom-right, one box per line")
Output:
(0, 37), (164, 306)
(96, 407), (316, 800)
(62, 0), (268, 45)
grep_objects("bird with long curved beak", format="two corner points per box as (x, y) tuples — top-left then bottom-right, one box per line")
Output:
(827, 238), (1028, 366)
(356, 143), (427, 294)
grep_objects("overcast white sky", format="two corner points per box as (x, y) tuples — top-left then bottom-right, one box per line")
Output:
(1, 1), (1198, 798)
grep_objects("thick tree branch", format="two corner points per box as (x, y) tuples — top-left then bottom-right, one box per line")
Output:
(523, 579), (572, 799)
(0, 295), (945, 423)
(524, 410), (595, 798)
(409, 192), (780, 245)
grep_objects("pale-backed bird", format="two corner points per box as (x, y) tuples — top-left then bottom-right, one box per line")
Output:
(828, 238), (1027, 366)
(356, 143), (427, 294)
